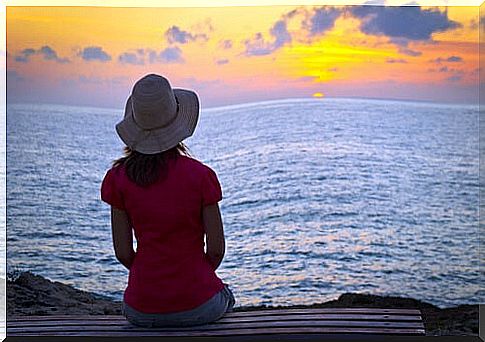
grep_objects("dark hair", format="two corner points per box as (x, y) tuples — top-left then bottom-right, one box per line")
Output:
(113, 142), (191, 187)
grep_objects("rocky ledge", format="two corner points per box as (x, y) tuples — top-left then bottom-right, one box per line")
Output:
(7, 271), (479, 336)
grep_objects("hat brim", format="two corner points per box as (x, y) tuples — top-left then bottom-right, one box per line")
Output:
(115, 88), (199, 154)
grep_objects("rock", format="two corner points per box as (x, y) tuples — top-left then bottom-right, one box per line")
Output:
(7, 271), (122, 316)
(7, 272), (478, 336)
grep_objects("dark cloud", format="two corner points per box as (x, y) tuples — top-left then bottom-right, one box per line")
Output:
(304, 7), (341, 36)
(350, 6), (460, 41)
(216, 58), (229, 65)
(118, 50), (145, 65)
(386, 58), (407, 64)
(432, 55), (463, 64)
(219, 39), (233, 49)
(244, 20), (291, 56)
(14, 46), (69, 63)
(78, 46), (111, 62)
(165, 26), (208, 44)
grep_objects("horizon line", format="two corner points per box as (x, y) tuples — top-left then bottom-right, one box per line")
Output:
(6, 95), (479, 113)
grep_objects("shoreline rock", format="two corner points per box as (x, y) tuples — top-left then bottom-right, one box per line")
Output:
(7, 271), (478, 336)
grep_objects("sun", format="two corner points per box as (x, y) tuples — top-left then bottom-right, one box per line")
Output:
(312, 92), (325, 98)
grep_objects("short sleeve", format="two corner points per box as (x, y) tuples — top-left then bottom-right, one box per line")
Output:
(100, 168), (126, 210)
(201, 166), (223, 206)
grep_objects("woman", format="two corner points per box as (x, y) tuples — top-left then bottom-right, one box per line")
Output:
(100, 74), (235, 327)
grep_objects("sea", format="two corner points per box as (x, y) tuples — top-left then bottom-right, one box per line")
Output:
(6, 98), (483, 308)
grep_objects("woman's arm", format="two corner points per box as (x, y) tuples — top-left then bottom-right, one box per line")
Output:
(111, 206), (136, 270)
(202, 203), (225, 271)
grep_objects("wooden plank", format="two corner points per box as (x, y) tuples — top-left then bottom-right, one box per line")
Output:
(7, 320), (425, 333)
(6, 326), (426, 336)
(8, 308), (422, 322)
(225, 308), (422, 317)
(7, 313), (423, 325)
(8, 315), (125, 322)
(7, 317), (425, 328)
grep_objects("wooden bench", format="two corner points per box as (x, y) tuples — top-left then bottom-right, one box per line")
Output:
(7, 307), (425, 337)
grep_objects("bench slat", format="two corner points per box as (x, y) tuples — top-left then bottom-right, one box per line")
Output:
(7, 326), (426, 337)
(8, 308), (421, 322)
(225, 308), (422, 317)
(8, 316), (424, 328)
(7, 319), (424, 333)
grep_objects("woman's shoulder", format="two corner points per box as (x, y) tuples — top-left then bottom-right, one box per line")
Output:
(107, 163), (126, 176)
(102, 163), (128, 185)
(177, 155), (215, 173)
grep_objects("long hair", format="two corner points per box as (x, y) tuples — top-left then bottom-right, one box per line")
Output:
(113, 142), (191, 187)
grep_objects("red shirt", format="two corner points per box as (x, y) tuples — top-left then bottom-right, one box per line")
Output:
(100, 155), (224, 314)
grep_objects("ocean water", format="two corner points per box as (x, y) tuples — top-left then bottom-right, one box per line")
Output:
(6, 98), (482, 308)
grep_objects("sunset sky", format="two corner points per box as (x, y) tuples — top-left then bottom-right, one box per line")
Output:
(5, 3), (481, 108)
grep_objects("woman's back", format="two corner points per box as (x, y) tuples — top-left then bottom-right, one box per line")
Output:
(101, 155), (224, 314)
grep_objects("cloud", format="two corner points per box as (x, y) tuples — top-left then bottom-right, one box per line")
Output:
(159, 47), (184, 63)
(219, 39), (233, 49)
(39, 46), (70, 63)
(271, 20), (292, 49)
(118, 50), (145, 65)
(242, 6), (343, 57)
(428, 64), (465, 82)
(148, 47), (184, 63)
(118, 47), (184, 64)
(216, 58), (229, 65)
(386, 58), (407, 63)
(15, 48), (35, 63)
(78, 46), (111, 62)
(399, 47), (422, 56)
(350, 6), (460, 41)
(244, 19), (291, 56)
(165, 26), (208, 44)
(432, 55), (463, 64)
(14, 46), (69, 63)
(303, 7), (341, 36)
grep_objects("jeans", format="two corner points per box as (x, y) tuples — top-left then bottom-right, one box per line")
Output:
(122, 285), (236, 328)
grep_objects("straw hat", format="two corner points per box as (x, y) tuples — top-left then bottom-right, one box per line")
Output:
(115, 74), (200, 154)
